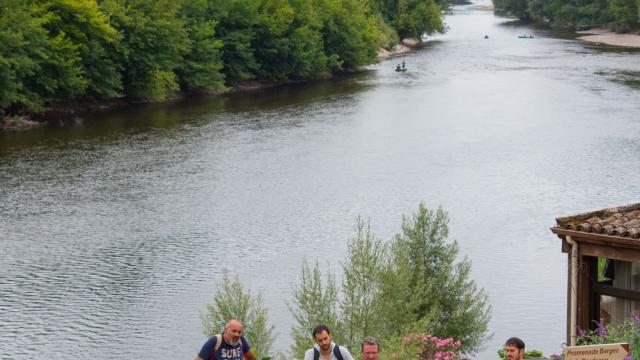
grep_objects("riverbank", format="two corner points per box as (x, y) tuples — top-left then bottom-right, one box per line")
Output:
(378, 38), (422, 60)
(2, 40), (423, 131)
(577, 28), (640, 48)
(0, 81), (295, 131)
(0, 115), (43, 131)
(1, 97), (163, 131)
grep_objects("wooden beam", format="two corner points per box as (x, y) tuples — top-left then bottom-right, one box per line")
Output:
(557, 233), (640, 260)
(578, 243), (640, 262)
(593, 283), (640, 302)
(551, 228), (640, 248)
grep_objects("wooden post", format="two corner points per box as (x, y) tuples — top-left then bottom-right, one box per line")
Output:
(567, 249), (572, 345)
(577, 255), (593, 332)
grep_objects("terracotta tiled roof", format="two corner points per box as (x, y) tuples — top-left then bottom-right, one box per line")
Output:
(555, 203), (640, 239)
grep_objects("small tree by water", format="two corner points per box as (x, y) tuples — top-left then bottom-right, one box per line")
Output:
(290, 202), (492, 356)
(381, 203), (492, 353)
(288, 260), (340, 359)
(201, 273), (276, 359)
(339, 218), (387, 351)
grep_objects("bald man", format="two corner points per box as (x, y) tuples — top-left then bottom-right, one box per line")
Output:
(196, 319), (257, 360)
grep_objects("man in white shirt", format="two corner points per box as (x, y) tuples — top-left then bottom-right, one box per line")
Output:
(303, 325), (354, 360)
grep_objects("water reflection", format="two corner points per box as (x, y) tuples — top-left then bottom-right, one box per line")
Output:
(0, 75), (372, 154)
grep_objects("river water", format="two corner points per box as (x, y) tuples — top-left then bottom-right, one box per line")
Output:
(2, 2), (640, 359)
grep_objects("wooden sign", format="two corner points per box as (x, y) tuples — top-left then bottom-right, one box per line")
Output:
(564, 343), (630, 360)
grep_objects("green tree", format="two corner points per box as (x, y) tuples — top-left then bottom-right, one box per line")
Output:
(494, 0), (640, 30)
(290, 204), (491, 356)
(395, 0), (446, 38)
(380, 203), (491, 354)
(208, 0), (261, 83)
(103, 0), (190, 101)
(178, 0), (225, 93)
(289, 260), (340, 359)
(0, 0), (49, 113)
(201, 273), (275, 359)
(252, 0), (296, 80)
(496, 0), (530, 19)
(0, 0), (86, 114)
(609, 0), (638, 32)
(339, 218), (387, 352)
(4, 0), (433, 116)
(286, 24), (331, 79)
(316, 0), (381, 71)
(37, 0), (122, 99)
(370, 0), (446, 40)
(286, 0), (331, 79)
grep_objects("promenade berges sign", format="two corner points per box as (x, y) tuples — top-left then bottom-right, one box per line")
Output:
(564, 343), (630, 360)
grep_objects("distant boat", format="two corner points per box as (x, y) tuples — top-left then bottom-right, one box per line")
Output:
(518, 35), (534, 38)
(395, 67), (408, 72)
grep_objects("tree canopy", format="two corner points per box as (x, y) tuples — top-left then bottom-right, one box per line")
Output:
(494, 0), (639, 32)
(0, 0), (446, 116)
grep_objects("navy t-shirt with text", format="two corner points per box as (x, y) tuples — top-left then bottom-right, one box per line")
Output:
(198, 333), (250, 360)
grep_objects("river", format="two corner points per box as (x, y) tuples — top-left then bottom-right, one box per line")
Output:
(1, 1), (640, 359)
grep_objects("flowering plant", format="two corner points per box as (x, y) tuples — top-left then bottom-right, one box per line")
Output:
(576, 316), (640, 360)
(387, 333), (462, 360)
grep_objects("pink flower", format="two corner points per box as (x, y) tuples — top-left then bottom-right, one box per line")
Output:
(437, 338), (452, 347)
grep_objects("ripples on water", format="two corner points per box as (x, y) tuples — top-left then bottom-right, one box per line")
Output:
(2, 1), (640, 359)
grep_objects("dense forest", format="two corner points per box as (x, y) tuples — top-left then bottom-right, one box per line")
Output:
(0, 0), (446, 117)
(493, 0), (640, 32)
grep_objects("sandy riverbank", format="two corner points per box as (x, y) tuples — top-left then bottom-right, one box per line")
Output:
(378, 38), (421, 60)
(577, 28), (640, 48)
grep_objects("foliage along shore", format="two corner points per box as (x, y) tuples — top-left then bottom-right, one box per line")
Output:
(0, 37), (424, 131)
(492, 0), (640, 34)
(0, 0), (447, 129)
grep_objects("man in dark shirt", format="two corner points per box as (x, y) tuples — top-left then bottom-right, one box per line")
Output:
(504, 337), (525, 360)
(196, 319), (257, 360)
